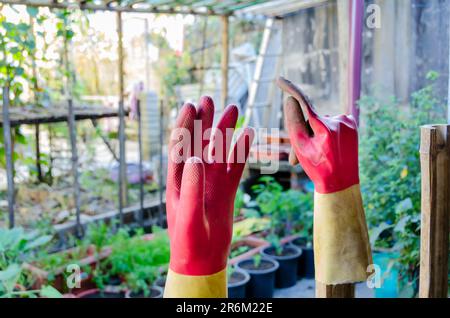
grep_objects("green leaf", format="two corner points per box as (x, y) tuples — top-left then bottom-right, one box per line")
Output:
(0, 264), (21, 282)
(369, 222), (394, 247)
(24, 235), (52, 251)
(395, 198), (413, 214)
(26, 7), (39, 17)
(39, 285), (63, 298)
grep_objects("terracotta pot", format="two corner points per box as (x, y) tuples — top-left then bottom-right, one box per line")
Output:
(229, 236), (269, 266)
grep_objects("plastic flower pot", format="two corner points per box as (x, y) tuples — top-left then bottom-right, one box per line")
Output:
(236, 257), (279, 298)
(290, 237), (315, 279)
(227, 268), (250, 298)
(125, 286), (163, 298)
(261, 245), (302, 288)
(154, 276), (166, 289)
(76, 288), (125, 298)
(373, 250), (400, 298)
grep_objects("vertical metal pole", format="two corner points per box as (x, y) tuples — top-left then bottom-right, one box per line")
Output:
(220, 15), (229, 110)
(30, 16), (43, 182)
(63, 24), (82, 238)
(158, 99), (164, 226)
(137, 99), (144, 228)
(67, 99), (81, 237)
(348, 0), (364, 125)
(35, 124), (43, 182)
(117, 11), (127, 226)
(2, 86), (15, 228)
(144, 18), (150, 92)
(419, 125), (450, 298)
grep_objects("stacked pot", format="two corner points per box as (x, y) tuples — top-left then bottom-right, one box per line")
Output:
(228, 235), (313, 298)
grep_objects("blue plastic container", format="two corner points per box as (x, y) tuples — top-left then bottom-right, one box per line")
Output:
(372, 251), (400, 298)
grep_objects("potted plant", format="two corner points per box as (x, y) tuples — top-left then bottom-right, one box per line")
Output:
(253, 177), (302, 288)
(86, 226), (170, 298)
(154, 268), (167, 290)
(227, 265), (250, 298)
(236, 254), (279, 298)
(0, 227), (61, 298)
(229, 235), (269, 266)
(26, 221), (113, 293)
(283, 190), (315, 279)
(123, 269), (163, 298)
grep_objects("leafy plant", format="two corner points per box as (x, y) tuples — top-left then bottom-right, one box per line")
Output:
(252, 177), (312, 254)
(359, 71), (445, 295)
(0, 227), (58, 297)
(96, 226), (170, 296)
(252, 254), (262, 268)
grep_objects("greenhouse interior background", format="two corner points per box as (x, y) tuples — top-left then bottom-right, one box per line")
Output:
(0, 0), (449, 299)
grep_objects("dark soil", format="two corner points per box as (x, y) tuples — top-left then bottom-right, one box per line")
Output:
(241, 259), (275, 271)
(229, 271), (246, 284)
(155, 277), (166, 288)
(80, 291), (125, 298)
(106, 275), (122, 286)
(128, 288), (161, 298)
(266, 246), (298, 257)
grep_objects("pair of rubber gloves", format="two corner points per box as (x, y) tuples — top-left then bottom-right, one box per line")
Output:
(164, 77), (372, 298)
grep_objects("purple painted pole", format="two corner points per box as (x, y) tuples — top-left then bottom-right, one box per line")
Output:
(348, 0), (364, 125)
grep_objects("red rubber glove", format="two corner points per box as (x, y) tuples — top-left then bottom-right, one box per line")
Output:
(166, 96), (254, 276)
(277, 77), (359, 194)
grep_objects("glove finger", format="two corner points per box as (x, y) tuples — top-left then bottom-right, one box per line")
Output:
(167, 103), (196, 199)
(289, 147), (299, 166)
(193, 96), (214, 160)
(208, 105), (238, 167)
(227, 127), (255, 188)
(177, 157), (208, 247)
(277, 76), (328, 134)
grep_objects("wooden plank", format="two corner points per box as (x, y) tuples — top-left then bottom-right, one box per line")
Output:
(419, 125), (450, 298)
(220, 15), (229, 110)
(2, 86), (15, 228)
(316, 281), (355, 298)
(0, 106), (124, 127)
(0, 0), (231, 16)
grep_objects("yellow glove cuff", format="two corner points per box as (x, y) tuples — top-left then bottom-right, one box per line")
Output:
(314, 184), (373, 284)
(163, 268), (227, 298)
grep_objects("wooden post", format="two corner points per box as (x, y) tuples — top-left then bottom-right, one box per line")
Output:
(117, 11), (127, 225)
(448, 24), (450, 123)
(419, 125), (450, 298)
(337, 0), (350, 114)
(137, 99), (144, 227)
(63, 25), (82, 237)
(158, 99), (164, 226)
(2, 86), (15, 228)
(316, 282), (355, 298)
(220, 15), (229, 110)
